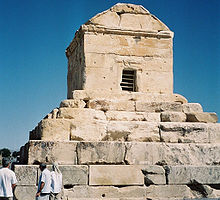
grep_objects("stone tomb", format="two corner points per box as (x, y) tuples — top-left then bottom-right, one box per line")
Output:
(16, 3), (219, 200)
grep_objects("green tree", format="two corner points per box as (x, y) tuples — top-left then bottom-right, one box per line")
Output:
(0, 148), (11, 157)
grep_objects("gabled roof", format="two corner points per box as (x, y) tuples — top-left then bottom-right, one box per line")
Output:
(86, 3), (170, 32)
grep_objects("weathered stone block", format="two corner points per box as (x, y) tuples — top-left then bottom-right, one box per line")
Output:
(89, 165), (144, 186)
(106, 121), (160, 142)
(77, 142), (125, 164)
(159, 122), (209, 143)
(161, 112), (186, 122)
(60, 165), (88, 186)
(28, 141), (77, 165)
(125, 142), (220, 165)
(60, 99), (86, 108)
(70, 120), (107, 141)
(142, 165), (166, 185)
(167, 166), (220, 184)
(14, 185), (37, 200)
(14, 165), (38, 186)
(63, 186), (146, 199)
(105, 111), (160, 122)
(182, 103), (203, 113)
(136, 102), (182, 112)
(58, 108), (106, 120)
(186, 112), (218, 123)
(38, 119), (72, 141)
(88, 99), (135, 112)
(145, 185), (194, 199)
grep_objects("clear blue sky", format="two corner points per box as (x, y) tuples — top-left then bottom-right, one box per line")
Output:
(0, 0), (219, 150)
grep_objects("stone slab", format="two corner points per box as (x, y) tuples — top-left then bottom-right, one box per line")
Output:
(105, 111), (160, 122)
(60, 99), (86, 108)
(142, 165), (166, 185)
(77, 142), (125, 165)
(14, 185), (37, 200)
(186, 112), (218, 123)
(63, 186), (146, 199)
(58, 108), (106, 120)
(145, 185), (194, 199)
(136, 102), (182, 112)
(60, 165), (88, 186)
(125, 142), (220, 165)
(106, 121), (160, 142)
(161, 112), (186, 122)
(167, 165), (220, 184)
(159, 122), (210, 143)
(182, 103), (203, 113)
(14, 165), (38, 186)
(28, 141), (77, 165)
(89, 165), (144, 186)
(88, 99), (135, 112)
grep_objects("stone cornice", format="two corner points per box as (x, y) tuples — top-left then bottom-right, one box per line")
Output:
(66, 24), (174, 58)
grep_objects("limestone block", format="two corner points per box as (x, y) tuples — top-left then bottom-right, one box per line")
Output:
(125, 142), (220, 165)
(64, 186), (146, 199)
(146, 185), (194, 199)
(59, 165), (88, 186)
(182, 103), (203, 113)
(167, 166), (220, 184)
(136, 102), (182, 112)
(28, 141), (77, 165)
(88, 99), (135, 112)
(159, 122), (209, 143)
(142, 165), (166, 185)
(89, 165), (144, 186)
(77, 142), (125, 164)
(72, 90), (187, 103)
(14, 185), (37, 200)
(60, 99), (86, 108)
(106, 121), (160, 142)
(58, 108), (106, 120)
(38, 119), (72, 141)
(105, 111), (160, 122)
(161, 112), (186, 122)
(70, 120), (107, 141)
(208, 123), (220, 143)
(14, 165), (38, 186)
(186, 112), (218, 123)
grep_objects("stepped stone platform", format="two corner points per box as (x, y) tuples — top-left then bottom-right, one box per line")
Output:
(16, 3), (219, 200)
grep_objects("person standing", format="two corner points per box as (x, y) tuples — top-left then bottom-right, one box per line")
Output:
(0, 158), (17, 200)
(36, 163), (51, 200)
(50, 162), (63, 200)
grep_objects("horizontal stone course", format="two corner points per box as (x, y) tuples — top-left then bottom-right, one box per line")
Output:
(72, 90), (187, 103)
(26, 140), (220, 166)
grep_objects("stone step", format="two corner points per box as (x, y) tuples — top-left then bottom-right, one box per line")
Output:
(29, 119), (220, 143)
(14, 164), (220, 199)
(71, 90), (188, 103)
(22, 141), (220, 165)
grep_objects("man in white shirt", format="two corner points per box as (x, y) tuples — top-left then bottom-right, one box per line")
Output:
(0, 157), (17, 200)
(36, 163), (51, 200)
